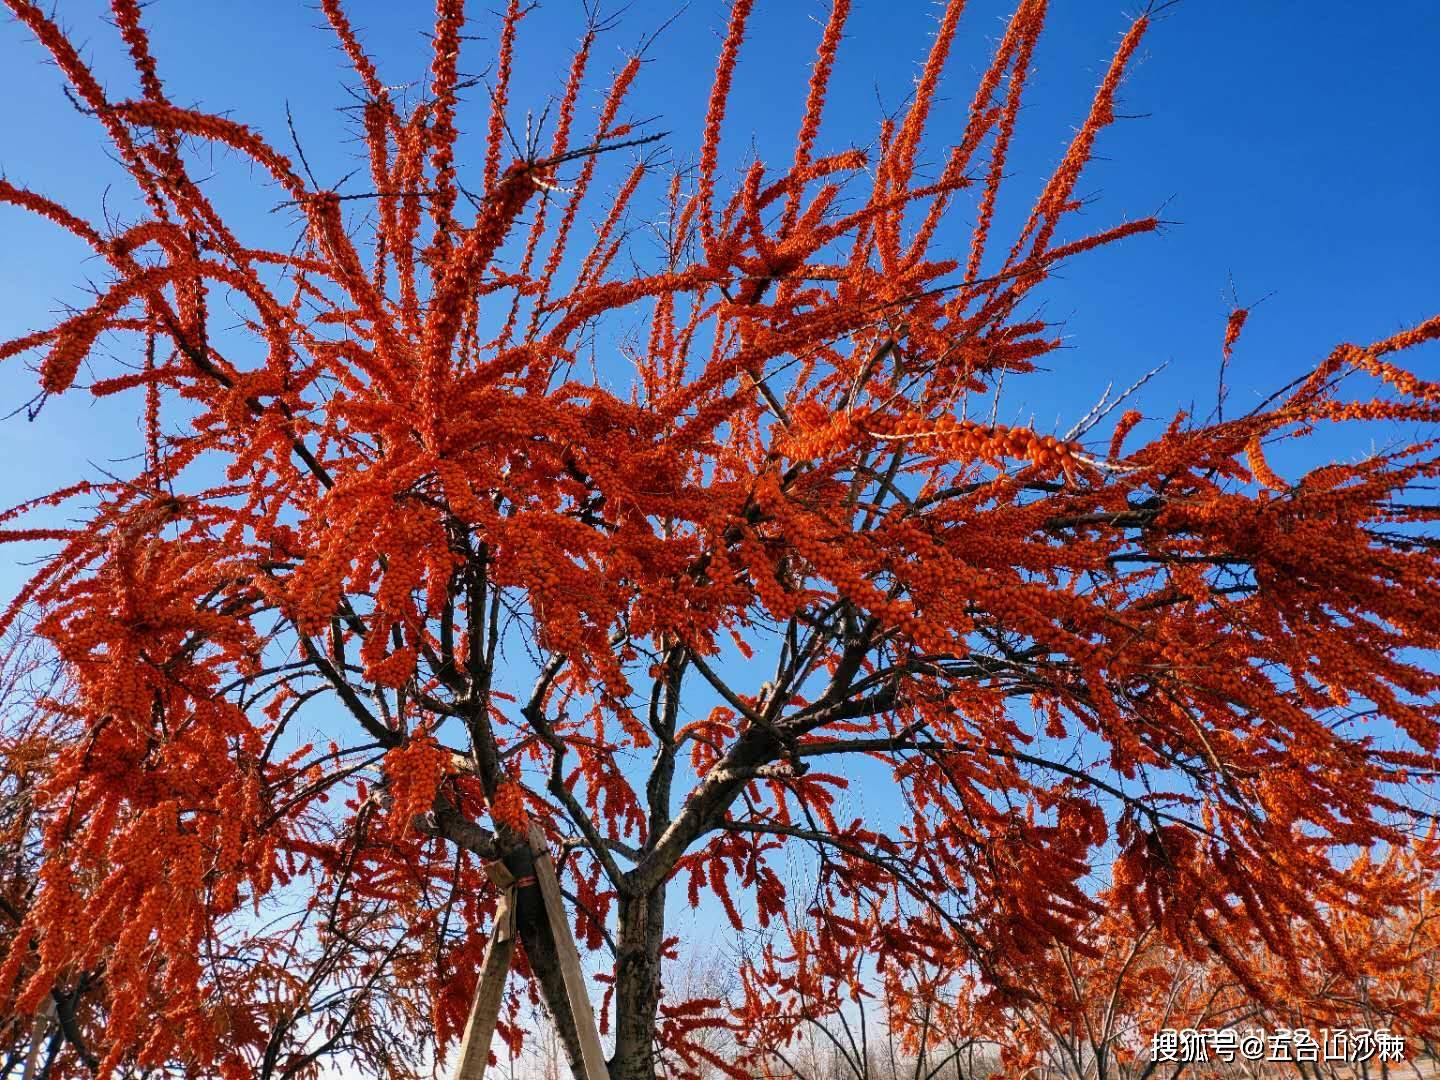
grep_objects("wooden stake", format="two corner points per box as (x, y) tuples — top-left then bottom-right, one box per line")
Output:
(20, 998), (55, 1080)
(449, 831), (610, 1080)
(451, 860), (519, 1080)
(528, 824), (610, 1080)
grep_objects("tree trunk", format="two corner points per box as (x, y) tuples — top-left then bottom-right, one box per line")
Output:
(608, 886), (667, 1080)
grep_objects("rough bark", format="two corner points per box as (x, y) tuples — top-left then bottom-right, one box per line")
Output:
(608, 887), (667, 1080)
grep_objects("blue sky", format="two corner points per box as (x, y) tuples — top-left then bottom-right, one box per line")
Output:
(2, 0), (1437, 601)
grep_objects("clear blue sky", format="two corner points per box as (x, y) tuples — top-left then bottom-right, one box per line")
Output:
(2, 1), (1436, 599)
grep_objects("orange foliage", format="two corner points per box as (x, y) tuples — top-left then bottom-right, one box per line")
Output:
(0, 1), (1437, 1077)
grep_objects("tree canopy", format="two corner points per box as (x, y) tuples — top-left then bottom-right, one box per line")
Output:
(1, 1), (1439, 1077)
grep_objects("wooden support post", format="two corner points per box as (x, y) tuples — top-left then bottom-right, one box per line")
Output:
(451, 860), (519, 1080)
(528, 824), (610, 1080)
(20, 997), (54, 1080)
(449, 830), (610, 1080)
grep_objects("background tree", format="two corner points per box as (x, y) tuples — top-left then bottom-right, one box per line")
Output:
(1, 0), (1439, 1078)
(986, 846), (1440, 1078)
(0, 619), (67, 1078)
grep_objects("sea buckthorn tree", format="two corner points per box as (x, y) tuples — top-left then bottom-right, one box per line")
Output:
(1, 1), (1439, 1078)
